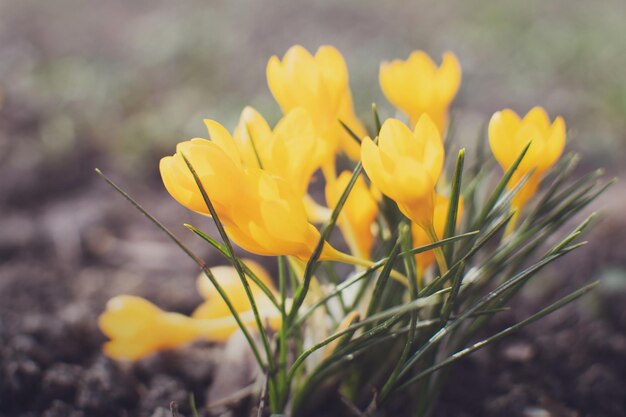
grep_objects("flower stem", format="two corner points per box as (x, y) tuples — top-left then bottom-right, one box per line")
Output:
(425, 224), (449, 275)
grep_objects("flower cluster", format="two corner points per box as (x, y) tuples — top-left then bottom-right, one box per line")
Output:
(98, 44), (582, 416)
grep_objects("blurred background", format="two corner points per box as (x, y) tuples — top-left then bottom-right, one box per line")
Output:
(2, 0), (625, 178)
(1, 1), (625, 416)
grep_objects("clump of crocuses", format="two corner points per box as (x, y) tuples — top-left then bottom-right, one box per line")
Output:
(98, 45), (608, 417)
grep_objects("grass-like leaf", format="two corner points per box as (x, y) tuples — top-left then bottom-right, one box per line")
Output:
(366, 241), (402, 317)
(372, 102), (382, 134)
(292, 231), (478, 328)
(180, 155), (275, 373)
(339, 119), (363, 145)
(398, 281), (599, 390)
(391, 243), (580, 394)
(184, 223), (280, 308)
(443, 149), (465, 262)
(475, 141), (531, 226)
(287, 165), (364, 327)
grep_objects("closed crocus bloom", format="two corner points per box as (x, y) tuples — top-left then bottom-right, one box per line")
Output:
(325, 171), (379, 259)
(193, 261), (281, 342)
(99, 295), (210, 360)
(267, 45), (367, 165)
(489, 107), (566, 211)
(234, 106), (327, 197)
(412, 195), (464, 275)
(361, 115), (444, 229)
(380, 51), (461, 134)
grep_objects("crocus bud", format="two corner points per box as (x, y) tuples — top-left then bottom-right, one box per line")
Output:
(380, 51), (461, 134)
(361, 116), (444, 230)
(267, 45), (367, 164)
(489, 106), (566, 211)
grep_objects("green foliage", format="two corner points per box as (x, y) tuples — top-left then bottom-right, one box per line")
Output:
(97, 115), (611, 416)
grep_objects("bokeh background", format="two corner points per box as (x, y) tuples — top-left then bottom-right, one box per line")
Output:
(2, 0), (626, 177)
(1, 1), (625, 416)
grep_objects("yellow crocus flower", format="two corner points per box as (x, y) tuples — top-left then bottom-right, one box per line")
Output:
(233, 106), (327, 197)
(159, 122), (337, 261)
(266, 45), (367, 167)
(99, 295), (211, 360)
(99, 262), (281, 360)
(361, 115), (444, 230)
(412, 194), (463, 276)
(379, 51), (461, 134)
(325, 171), (379, 259)
(488, 106), (566, 212)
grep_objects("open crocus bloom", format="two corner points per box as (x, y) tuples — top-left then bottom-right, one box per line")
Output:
(380, 51), (461, 135)
(99, 261), (281, 360)
(159, 120), (338, 261)
(412, 194), (464, 277)
(267, 45), (367, 165)
(325, 171), (379, 259)
(361, 115), (444, 230)
(489, 106), (566, 211)
(232, 106), (327, 198)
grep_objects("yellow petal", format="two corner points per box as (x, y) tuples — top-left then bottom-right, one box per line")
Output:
(326, 171), (379, 258)
(267, 55), (295, 112)
(203, 119), (242, 167)
(380, 50), (461, 134)
(378, 118), (414, 160)
(488, 109), (523, 170)
(412, 114), (444, 182)
(437, 52), (462, 105)
(510, 171), (542, 212)
(314, 45), (349, 106)
(523, 106), (551, 138)
(233, 106), (272, 168)
(161, 139), (249, 220)
(543, 115), (566, 171)
(361, 136), (393, 198)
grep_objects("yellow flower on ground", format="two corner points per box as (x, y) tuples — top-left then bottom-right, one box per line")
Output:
(488, 106), (566, 211)
(160, 122), (338, 261)
(361, 115), (444, 230)
(325, 171), (379, 259)
(412, 194), (464, 276)
(99, 295), (208, 360)
(267, 45), (367, 166)
(99, 261), (281, 360)
(380, 51), (461, 134)
(233, 106), (327, 197)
